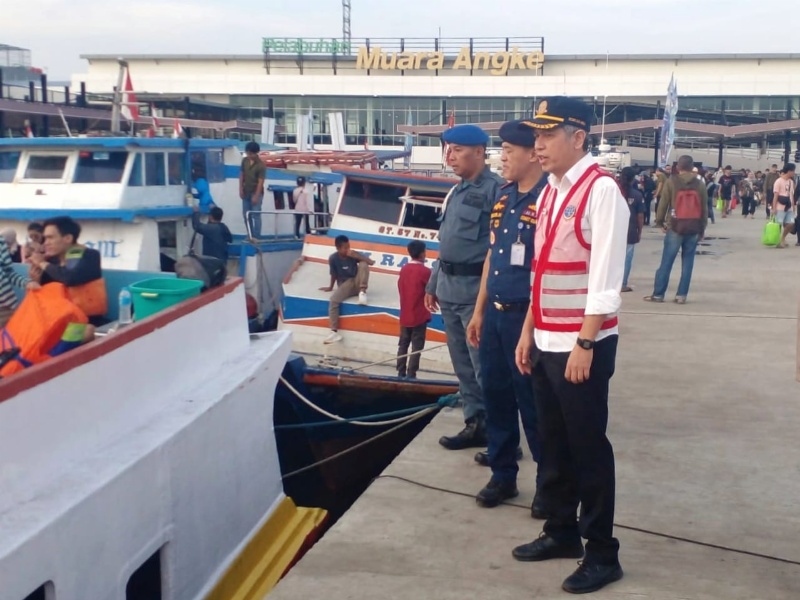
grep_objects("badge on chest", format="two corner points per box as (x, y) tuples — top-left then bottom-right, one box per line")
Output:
(510, 223), (525, 266)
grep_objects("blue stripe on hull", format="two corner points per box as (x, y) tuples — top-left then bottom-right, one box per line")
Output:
(0, 206), (193, 222)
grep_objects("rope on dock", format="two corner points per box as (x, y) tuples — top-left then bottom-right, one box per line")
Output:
(280, 408), (437, 480)
(278, 375), (457, 427)
(343, 343), (449, 373)
(375, 474), (800, 568)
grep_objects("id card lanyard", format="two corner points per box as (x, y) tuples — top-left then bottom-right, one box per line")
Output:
(510, 222), (525, 266)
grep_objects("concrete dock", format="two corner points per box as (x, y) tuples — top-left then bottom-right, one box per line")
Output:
(270, 214), (800, 599)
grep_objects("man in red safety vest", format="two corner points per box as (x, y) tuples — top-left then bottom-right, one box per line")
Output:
(513, 97), (629, 595)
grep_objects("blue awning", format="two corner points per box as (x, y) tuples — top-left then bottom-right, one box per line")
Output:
(268, 184), (295, 193)
(266, 168), (343, 186)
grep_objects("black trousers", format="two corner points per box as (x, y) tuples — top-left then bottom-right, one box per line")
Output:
(397, 323), (427, 377)
(530, 335), (620, 564)
(294, 213), (311, 237)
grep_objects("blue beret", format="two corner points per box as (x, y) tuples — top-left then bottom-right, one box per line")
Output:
(499, 120), (536, 147)
(526, 96), (593, 132)
(441, 124), (489, 146)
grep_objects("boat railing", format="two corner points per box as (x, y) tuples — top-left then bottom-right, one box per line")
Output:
(245, 209), (332, 241)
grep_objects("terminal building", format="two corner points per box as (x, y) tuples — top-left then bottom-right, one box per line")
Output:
(56, 37), (800, 168)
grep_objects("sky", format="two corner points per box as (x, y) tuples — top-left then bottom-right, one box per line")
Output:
(3, 0), (797, 80)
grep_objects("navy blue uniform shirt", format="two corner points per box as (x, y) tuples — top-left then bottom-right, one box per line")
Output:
(486, 174), (548, 303)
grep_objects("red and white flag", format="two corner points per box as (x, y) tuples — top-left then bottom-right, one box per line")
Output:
(120, 68), (139, 122)
(441, 108), (455, 170)
(172, 119), (184, 138)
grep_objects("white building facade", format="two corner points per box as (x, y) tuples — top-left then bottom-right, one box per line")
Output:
(73, 38), (800, 168)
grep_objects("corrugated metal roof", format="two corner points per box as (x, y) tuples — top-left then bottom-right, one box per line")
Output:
(398, 118), (800, 140)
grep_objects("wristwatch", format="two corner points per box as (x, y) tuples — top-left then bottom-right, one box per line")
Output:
(576, 338), (595, 350)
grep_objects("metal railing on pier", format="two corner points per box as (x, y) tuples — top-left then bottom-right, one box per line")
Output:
(244, 209), (332, 242)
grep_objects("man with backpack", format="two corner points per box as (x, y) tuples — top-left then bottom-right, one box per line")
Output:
(738, 173), (755, 218)
(644, 155), (708, 304)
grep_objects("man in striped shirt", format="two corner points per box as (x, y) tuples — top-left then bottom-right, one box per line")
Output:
(0, 237), (39, 328)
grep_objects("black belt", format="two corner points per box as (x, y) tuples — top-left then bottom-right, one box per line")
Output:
(492, 301), (529, 312)
(439, 260), (484, 277)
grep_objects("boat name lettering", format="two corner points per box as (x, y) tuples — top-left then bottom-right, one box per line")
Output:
(355, 251), (436, 270)
(356, 47), (545, 76)
(262, 37), (352, 55)
(376, 225), (439, 240)
(83, 239), (122, 259)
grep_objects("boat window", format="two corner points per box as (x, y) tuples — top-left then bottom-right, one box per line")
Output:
(144, 153), (166, 186)
(190, 149), (225, 183)
(205, 149), (225, 183)
(24, 155), (67, 180)
(22, 582), (53, 600)
(189, 150), (207, 178)
(339, 180), (404, 224)
(167, 152), (185, 185)
(403, 202), (442, 231)
(0, 151), (20, 183)
(128, 154), (143, 186)
(126, 548), (163, 600)
(73, 151), (128, 183)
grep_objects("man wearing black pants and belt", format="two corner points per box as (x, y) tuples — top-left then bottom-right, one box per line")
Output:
(425, 124), (503, 450)
(465, 119), (548, 512)
(514, 97), (629, 594)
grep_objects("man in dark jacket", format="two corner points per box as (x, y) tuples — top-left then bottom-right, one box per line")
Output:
(191, 206), (232, 262)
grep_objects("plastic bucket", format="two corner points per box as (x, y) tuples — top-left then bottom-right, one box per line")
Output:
(129, 278), (203, 321)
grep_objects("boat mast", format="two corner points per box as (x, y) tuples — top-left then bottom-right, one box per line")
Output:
(110, 58), (128, 134)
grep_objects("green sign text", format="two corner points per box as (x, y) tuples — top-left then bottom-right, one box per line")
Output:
(262, 38), (352, 55)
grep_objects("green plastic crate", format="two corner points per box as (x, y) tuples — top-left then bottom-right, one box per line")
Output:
(129, 278), (203, 321)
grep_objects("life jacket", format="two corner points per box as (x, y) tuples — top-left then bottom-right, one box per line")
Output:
(56, 246), (108, 317)
(67, 277), (108, 317)
(532, 164), (618, 334)
(0, 283), (88, 377)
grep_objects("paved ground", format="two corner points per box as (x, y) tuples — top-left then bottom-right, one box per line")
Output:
(270, 213), (800, 599)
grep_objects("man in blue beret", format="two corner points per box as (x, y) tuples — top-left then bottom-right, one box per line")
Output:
(425, 124), (504, 450)
(465, 120), (548, 514)
(513, 97), (628, 594)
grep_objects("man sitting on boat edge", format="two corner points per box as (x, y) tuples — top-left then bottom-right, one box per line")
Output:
(319, 234), (375, 344)
(29, 216), (109, 326)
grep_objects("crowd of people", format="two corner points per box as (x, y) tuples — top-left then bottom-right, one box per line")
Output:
(616, 159), (799, 302)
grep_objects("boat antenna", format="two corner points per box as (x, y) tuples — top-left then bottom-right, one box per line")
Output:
(57, 108), (73, 137)
(600, 51), (609, 143)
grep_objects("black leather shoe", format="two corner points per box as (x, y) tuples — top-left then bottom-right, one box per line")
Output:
(475, 479), (519, 508)
(473, 446), (523, 466)
(439, 416), (487, 450)
(512, 533), (584, 562)
(562, 561), (623, 594)
(530, 491), (547, 520)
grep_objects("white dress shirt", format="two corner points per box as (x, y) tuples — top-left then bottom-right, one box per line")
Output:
(534, 153), (629, 353)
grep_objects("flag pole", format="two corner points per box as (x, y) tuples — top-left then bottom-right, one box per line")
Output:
(600, 51), (609, 143)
